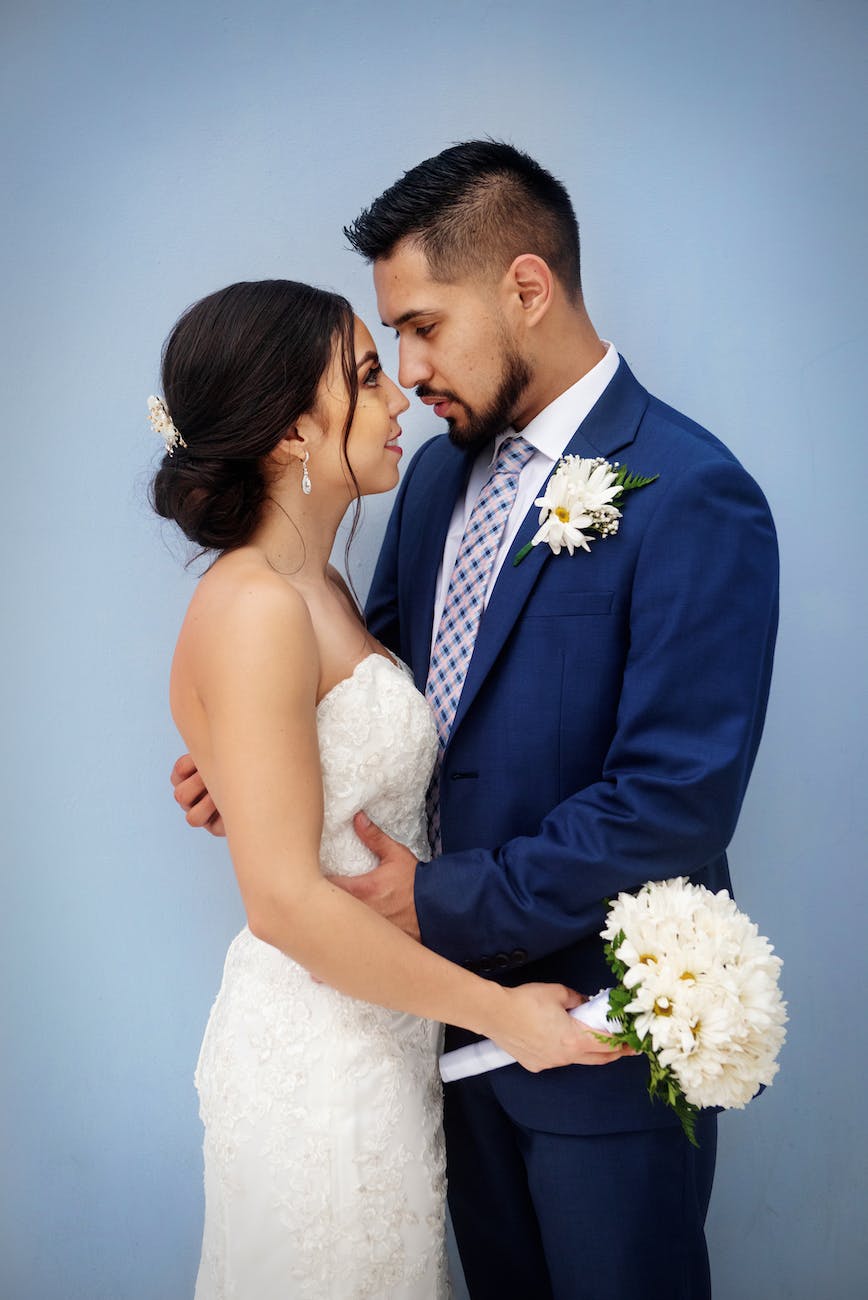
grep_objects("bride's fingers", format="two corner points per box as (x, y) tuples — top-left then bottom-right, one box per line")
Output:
(584, 1050), (631, 1065)
(560, 986), (588, 1010)
(574, 1032), (637, 1062)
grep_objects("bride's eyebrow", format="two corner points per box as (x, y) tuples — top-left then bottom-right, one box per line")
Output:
(356, 349), (379, 369)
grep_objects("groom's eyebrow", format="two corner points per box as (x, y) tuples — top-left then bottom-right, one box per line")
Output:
(383, 309), (436, 329)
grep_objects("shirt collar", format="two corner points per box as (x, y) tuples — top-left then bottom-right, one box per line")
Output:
(492, 342), (620, 465)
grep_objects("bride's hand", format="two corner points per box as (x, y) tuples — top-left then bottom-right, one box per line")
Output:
(487, 983), (633, 1073)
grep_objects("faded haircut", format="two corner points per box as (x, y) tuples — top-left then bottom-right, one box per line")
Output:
(344, 140), (582, 299)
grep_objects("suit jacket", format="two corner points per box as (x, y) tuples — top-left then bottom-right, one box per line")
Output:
(365, 358), (779, 1135)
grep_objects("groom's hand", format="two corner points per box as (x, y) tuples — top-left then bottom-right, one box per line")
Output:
(171, 754), (226, 837)
(331, 812), (421, 941)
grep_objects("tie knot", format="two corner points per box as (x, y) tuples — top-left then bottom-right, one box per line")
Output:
(493, 434), (535, 477)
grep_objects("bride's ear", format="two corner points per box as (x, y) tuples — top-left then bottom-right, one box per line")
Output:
(269, 415), (317, 471)
(268, 432), (304, 469)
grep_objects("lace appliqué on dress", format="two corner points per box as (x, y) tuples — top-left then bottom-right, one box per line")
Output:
(193, 656), (449, 1299)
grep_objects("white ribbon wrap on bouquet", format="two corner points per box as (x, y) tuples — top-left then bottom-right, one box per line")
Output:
(439, 989), (619, 1082)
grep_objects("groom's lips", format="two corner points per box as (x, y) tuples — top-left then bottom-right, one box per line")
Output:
(419, 395), (454, 419)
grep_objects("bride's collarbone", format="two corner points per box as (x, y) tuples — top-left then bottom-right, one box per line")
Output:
(315, 638), (396, 705)
(308, 610), (391, 705)
(278, 573), (393, 704)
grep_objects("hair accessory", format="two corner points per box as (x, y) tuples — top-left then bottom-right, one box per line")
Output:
(147, 395), (187, 456)
(301, 450), (312, 495)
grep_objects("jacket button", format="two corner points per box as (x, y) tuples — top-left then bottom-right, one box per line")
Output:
(492, 952), (510, 971)
(478, 958), (493, 974)
(509, 948), (528, 965)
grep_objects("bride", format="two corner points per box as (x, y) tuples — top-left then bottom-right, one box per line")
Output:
(150, 279), (627, 1298)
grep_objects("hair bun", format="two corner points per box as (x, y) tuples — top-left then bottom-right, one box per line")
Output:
(152, 455), (266, 552)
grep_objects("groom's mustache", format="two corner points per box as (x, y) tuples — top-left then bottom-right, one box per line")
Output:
(415, 385), (465, 406)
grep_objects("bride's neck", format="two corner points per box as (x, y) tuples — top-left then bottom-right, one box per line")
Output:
(249, 481), (351, 581)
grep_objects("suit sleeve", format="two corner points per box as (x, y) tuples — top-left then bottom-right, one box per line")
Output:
(414, 455), (780, 965)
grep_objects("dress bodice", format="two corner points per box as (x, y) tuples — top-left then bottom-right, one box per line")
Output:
(317, 653), (437, 876)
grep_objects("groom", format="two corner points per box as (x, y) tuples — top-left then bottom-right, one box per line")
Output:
(174, 142), (778, 1298)
(337, 142), (778, 1300)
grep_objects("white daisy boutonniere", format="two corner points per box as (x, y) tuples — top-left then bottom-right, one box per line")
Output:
(513, 455), (659, 565)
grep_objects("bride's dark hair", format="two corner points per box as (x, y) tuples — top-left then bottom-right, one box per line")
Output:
(151, 279), (360, 553)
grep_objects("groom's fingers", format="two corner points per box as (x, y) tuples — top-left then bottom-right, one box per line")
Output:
(170, 753), (197, 786)
(332, 823), (421, 940)
(329, 872), (373, 902)
(173, 769), (223, 832)
(352, 809), (395, 859)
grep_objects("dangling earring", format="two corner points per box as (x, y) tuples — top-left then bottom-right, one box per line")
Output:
(301, 450), (312, 496)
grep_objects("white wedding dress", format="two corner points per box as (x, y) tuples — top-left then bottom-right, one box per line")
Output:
(193, 653), (449, 1299)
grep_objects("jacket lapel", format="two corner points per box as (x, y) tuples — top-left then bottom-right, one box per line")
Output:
(561, 356), (649, 462)
(404, 440), (474, 692)
(447, 358), (650, 740)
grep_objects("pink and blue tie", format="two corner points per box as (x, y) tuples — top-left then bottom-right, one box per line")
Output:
(425, 434), (536, 852)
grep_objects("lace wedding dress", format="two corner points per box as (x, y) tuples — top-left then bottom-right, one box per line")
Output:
(193, 654), (449, 1299)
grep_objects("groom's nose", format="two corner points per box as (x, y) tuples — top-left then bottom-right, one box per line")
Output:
(397, 338), (433, 391)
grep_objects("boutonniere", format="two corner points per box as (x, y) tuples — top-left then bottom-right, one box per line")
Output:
(513, 456), (659, 565)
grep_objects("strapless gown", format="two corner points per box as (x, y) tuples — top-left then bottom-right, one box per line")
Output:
(193, 654), (448, 1299)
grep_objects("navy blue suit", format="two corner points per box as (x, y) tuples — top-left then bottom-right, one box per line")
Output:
(366, 359), (778, 1298)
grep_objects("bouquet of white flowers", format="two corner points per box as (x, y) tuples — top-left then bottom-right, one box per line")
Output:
(597, 877), (787, 1142)
(439, 877), (787, 1145)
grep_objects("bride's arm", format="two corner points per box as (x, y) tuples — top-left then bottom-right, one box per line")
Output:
(168, 568), (362, 835)
(183, 573), (627, 1073)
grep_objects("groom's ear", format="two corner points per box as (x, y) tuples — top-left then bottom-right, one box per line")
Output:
(503, 254), (554, 326)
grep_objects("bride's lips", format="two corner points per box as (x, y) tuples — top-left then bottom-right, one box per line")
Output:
(385, 428), (402, 457)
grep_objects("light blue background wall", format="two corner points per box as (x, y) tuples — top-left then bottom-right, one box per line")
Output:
(1, 1), (865, 1296)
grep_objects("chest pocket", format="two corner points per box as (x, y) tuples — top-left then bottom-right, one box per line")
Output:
(524, 590), (614, 618)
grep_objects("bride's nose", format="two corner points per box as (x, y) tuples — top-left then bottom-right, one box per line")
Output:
(386, 375), (410, 417)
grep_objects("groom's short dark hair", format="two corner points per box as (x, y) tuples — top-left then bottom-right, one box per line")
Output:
(344, 140), (582, 299)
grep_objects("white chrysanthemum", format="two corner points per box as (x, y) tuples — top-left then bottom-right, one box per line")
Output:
(603, 876), (787, 1111)
(531, 455), (624, 556)
(559, 455), (621, 510)
(531, 470), (595, 556)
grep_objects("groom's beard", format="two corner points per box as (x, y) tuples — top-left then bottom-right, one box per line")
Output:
(417, 345), (533, 456)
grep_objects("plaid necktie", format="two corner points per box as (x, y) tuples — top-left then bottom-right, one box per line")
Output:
(425, 434), (536, 851)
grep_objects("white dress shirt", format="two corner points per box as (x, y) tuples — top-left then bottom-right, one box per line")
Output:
(430, 343), (621, 656)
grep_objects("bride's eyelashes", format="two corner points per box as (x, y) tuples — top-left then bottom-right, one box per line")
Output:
(363, 363), (382, 387)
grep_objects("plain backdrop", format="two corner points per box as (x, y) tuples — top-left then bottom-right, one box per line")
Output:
(1, 2), (865, 1297)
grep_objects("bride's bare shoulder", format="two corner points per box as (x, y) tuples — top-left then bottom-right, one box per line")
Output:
(177, 549), (316, 674)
